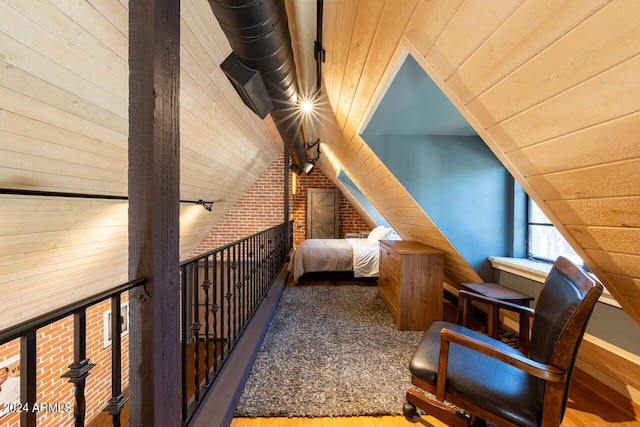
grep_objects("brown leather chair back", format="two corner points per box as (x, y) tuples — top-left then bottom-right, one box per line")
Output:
(528, 257), (603, 419)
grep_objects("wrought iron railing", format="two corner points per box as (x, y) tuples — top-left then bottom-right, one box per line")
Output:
(179, 221), (291, 424)
(0, 278), (146, 427)
(0, 222), (291, 427)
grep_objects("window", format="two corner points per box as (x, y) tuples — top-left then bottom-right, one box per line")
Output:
(103, 301), (130, 348)
(527, 198), (583, 266)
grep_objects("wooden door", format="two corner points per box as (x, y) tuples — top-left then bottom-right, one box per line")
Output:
(307, 188), (340, 239)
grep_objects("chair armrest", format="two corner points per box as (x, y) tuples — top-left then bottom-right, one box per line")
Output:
(457, 290), (534, 354)
(434, 327), (566, 401)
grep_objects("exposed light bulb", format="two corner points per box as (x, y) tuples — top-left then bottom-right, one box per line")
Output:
(301, 99), (313, 113)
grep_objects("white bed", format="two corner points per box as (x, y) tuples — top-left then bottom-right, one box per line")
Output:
(287, 226), (399, 283)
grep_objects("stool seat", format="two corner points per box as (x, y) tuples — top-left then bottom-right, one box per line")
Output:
(458, 283), (534, 350)
(461, 282), (534, 307)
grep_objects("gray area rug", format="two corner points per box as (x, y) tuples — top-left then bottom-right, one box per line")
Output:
(235, 285), (424, 417)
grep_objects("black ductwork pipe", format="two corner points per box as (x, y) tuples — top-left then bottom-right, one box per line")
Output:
(208, 0), (313, 172)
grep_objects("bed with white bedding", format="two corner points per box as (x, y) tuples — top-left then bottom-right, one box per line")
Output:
(287, 226), (398, 283)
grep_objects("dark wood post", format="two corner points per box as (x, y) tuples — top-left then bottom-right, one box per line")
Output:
(128, 0), (181, 425)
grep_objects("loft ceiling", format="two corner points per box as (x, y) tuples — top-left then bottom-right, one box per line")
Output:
(1, 0), (640, 350)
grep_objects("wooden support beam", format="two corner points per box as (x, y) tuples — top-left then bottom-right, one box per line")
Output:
(128, 0), (181, 426)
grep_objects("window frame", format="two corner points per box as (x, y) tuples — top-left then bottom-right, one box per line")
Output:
(525, 196), (584, 267)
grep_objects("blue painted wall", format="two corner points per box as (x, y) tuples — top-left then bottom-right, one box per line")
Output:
(363, 133), (511, 280)
(359, 55), (513, 281)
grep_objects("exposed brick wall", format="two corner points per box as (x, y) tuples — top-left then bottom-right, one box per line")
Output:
(190, 154), (286, 255)
(191, 152), (372, 255)
(289, 162), (372, 247)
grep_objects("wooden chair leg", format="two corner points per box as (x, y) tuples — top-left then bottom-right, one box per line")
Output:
(487, 305), (500, 340)
(405, 389), (470, 427)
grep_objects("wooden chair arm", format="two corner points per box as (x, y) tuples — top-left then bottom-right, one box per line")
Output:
(435, 327), (566, 401)
(457, 290), (535, 354)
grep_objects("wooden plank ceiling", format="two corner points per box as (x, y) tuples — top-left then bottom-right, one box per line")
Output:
(1, 0), (640, 333)
(314, 0), (640, 326)
(0, 0), (282, 327)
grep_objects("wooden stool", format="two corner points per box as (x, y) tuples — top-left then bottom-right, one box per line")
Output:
(458, 282), (534, 347)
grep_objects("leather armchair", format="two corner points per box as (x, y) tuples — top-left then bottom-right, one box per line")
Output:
(404, 257), (603, 427)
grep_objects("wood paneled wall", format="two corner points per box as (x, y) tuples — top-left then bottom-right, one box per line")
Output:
(316, 0), (640, 327)
(0, 0), (283, 328)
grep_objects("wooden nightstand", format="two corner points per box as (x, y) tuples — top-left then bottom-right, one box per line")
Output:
(378, 240), (444, 331)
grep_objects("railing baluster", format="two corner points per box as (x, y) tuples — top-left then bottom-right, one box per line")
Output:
(220, 249), (227, 361)
(192, 262), (202, 402)
(261, 234), (266, 294)
(212, 253), (219, 373)
(231, 246), (238, 343)
(241, 239), (247, 331)
(248, 249), (254, 314)
(63, 309), (96, 427)
(181, 264), (189, 422)
(202, 255), (211, 387)
(103, 294), (127, 427)
(225, 247), (233, 352)
(20, 331), (37, 427)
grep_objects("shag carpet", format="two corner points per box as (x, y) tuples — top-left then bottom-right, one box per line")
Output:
(234, 285), (423, 417)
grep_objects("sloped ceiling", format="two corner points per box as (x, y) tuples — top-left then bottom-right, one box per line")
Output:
(1, 0), (640, 333)
(312, 0), (640, 327)
(0, 0), (283, 327)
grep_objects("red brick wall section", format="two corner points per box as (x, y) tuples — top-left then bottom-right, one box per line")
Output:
(191, 152), (372, 255)
(190, 154), (286, 255)
(289, 162), (371, 247)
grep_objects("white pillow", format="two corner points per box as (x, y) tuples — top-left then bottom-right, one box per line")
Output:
(366, 226), (393, 245)
(386, 230), (402, 240)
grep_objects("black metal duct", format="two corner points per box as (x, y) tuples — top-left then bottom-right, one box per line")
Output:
(208, 0), (313, 172)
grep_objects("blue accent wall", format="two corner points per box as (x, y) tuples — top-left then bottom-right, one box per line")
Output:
(363, 134), (511, 280)
(360, 55), (513, 281)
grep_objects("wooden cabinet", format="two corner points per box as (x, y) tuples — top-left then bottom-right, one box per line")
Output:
(378, 240), (444, 331)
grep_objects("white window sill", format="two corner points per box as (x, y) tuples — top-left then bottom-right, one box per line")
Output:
(488, 256), (620, 308)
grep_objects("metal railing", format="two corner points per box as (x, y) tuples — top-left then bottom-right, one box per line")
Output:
(0, 222), (291, 427)
(0, 278), (146, 427)
(179, 221), (291, 424)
